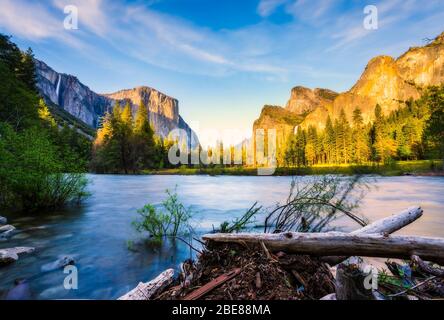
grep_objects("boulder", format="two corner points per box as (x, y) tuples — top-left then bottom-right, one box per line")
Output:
(0, 216), (7, 225)
(0, 225), (15, 233)
(0, 247), (35, 266)
(0, 251), (19, 266)
(0, 225), (16, 240)
(41, 255), (75, 272)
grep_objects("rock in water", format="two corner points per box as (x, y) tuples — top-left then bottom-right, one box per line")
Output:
(0, 251), (18, 266)
(41, 256), (75, 272)
(6, 280), (32, 300)
(0, 247), (35, 266)
(0, 225), (17, 240)
(0, 225), (15, 233)
(0, 216), (7, 225)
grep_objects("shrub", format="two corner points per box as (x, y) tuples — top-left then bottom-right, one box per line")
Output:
(133, 188), (193, 241)
(217, 202), (262, 233)
(0, 124), (89, 211)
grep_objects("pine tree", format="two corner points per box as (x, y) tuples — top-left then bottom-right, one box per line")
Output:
(18, 48), (37, 92)
(305, 126), (318, 165)
(423, 86), (444, 167)
(324, 115), (335, 164)
(352, 107), (370, 163)
(373, 104), (397, 163)
(134, 101), (156, 169)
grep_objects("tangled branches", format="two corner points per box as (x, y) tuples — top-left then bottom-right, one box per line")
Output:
(264, 175), (371, 233)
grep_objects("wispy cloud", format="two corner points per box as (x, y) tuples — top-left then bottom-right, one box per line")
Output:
(1, 0), (443, 85)
(326, 0), (444, 52)
(285, 0), (341, 25)
(257, 0), (288, 17)
(52, 0), (109, 37)
(0, 0), (84, 48)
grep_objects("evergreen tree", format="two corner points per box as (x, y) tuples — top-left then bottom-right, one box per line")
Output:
(324, 115), (335, 164)
(18, 48), (37, 92)
(352, 108), (370, 163)
(423, 86), (444, 166)
(0, 34), (89, 211)
(373, 104), (397, 163)
(334, 109), (352, 164)
(134, 101), (156, 169)
(305, 126), (318, 165)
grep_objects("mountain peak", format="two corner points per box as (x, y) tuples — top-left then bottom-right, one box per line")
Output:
(286, 86), (338, 116)
(432, 31), (444, 44)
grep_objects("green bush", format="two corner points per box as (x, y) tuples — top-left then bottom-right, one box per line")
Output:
(132, 188), (192, 241)
(0, 124), (89, 211)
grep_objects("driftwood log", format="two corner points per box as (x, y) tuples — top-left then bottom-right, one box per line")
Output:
(351, 206), (423, 235)
(203, 232), (444, 264)
(323, 206), (423, 265)
(118, 269), (174, 300)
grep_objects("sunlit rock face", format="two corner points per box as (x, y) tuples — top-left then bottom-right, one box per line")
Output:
(35, 60), (195, 140)
(105, 87), (181, 138)
(253, 106), (304, 163)
(286, 86), (338, 116)
(291, 31), (444, 130)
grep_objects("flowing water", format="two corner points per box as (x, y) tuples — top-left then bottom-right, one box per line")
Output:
(0, 175), (443, 300)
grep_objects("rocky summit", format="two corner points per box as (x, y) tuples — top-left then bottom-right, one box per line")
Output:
(253, 31), (444, 139)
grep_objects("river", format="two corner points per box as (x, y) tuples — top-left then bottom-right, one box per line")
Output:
(0, 175), (443, 300)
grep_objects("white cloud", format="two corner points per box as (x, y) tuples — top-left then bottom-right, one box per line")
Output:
(257, 0), (288, 17)
(285, 0), (340, 25)
(52, 0), (109, 37)
(0, 0), (83, 48)
(1, 0), (443, 83)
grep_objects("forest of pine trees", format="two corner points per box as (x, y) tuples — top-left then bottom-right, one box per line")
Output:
(284, 88), (444, 167)
(91, 101), (172, 173)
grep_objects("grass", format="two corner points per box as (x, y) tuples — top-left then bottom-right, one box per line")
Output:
(143, 160), (443, 176)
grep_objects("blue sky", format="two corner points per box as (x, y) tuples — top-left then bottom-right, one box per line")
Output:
(1, 0), (443, 146)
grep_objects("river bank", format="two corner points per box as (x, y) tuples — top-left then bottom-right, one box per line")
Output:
(142, 160), (444, 177)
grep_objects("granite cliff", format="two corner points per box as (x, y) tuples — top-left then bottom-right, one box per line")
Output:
(35, 60), (195, 141)
(253, 31), (444, 143)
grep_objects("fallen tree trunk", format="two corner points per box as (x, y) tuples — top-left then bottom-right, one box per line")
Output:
(350, 206), (423, 235)
(323, 206), (423, 265)
(203, 232), (444, 264)
(118, 269), (174, 300)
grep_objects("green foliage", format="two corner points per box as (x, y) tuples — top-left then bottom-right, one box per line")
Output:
(264, 175), (370, 233)
(132, 188), (193, 241)
(0, 124), (89, 210)
(285, 86), (444, 167)
(92, 101), (170, 173)
(217, 202), (262, 233)
(0, 34), (90, 211)
(422, 86), (444, 162)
